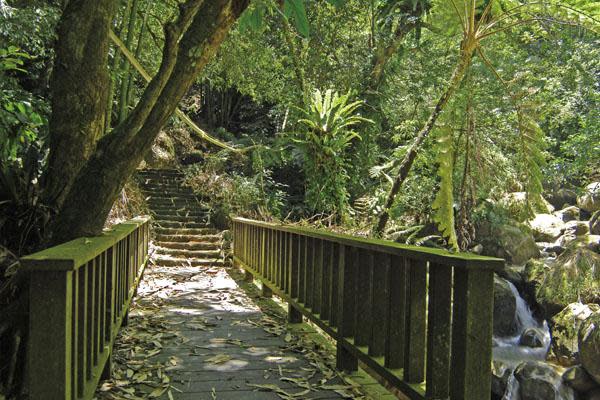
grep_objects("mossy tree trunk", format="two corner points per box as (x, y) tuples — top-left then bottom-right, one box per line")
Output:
(44, 0), (117, 210)
(45, 0), (250, 245)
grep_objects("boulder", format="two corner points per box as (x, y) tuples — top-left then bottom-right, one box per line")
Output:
(543, 244), (566, 256)
(494, 276), (518, 336)
(500, 192), (554, 222)
(587, 235), (600, 254)
(496, 224), (540, 265)
(557, 232), (579, 248)
(549, 189), (578, 210)
(591, 211), (600, 235)
(555, 206), (581, 222)
(551, 303), (600, 366)
(578, 182), (600, 213)
(579, 313), (600, 385)
(514, 361), (575, 400)
(492, 360), (513, 398)
(564, 220), (590, 236)
(562, 365), (597, 394)
(145, 131), (176, 168)
(529, 213), (564, 242)
(535, 246), (600, 315)
(519, 327), (545, 348)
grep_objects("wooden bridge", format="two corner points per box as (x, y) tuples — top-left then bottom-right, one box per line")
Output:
(21, 185), (503, 399)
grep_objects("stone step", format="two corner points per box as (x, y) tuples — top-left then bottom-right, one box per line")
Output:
(155, 233), (221, 243)
(154, 226), (219, 236)
(149, 208), (208, 216)
(147, 200), (202, 208)
(151, 214), (209, 223)
(140, 185), (189, 192)
(155, 247), (221, 258)
(152, 256), (223, 267)
(156, 241), (220, 250)
(144, 192), (198, 199)
(139, 180), (185, 187)
(138, 168), (183, 176)
(154, 220), (209, 229)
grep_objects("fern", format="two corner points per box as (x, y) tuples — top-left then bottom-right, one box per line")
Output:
(515, 97), (546, 217)
(431, 129), (459, 252)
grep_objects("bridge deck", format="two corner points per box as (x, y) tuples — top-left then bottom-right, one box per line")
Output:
(95, 255), (392, 400)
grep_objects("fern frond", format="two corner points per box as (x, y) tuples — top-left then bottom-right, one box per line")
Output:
(431, 129), (459, 252)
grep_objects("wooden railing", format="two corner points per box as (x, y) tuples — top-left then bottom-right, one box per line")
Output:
(21, 217), (151, 400)
(232, 218), (504, 400)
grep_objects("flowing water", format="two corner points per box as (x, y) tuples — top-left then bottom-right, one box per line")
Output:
(493, 281), (551, 365)
(493, 281), (574, 400)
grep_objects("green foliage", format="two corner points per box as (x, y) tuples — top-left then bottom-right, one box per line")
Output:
(291, 89), (371, 220)
(431, 129), (458, 251)
(184, 151), (287, 221)
(0, 47), (46, 164)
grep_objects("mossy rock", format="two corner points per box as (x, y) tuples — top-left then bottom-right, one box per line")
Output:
(536, 245), (600, 315)
(479, 220), (540, 265)
(579, 313), (600, 385)
(550, 303), (600, 366)
(145, 131), (176, 168)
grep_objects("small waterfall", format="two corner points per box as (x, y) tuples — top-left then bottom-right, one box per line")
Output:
(510, 281), (539, 332)
(493, 281), (551, 362)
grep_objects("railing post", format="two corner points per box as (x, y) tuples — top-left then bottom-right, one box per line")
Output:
(28, 269), (73, 400)
(336, 245), (358, 372)
(450, 268), (494, 400)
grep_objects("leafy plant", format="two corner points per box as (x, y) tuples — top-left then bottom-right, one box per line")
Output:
(0, 47), (45, 164)
(291, 89), (372, 220)
(431, 128), (458, 251)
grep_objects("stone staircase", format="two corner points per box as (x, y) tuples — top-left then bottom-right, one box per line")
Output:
(137, 168), (223, 267)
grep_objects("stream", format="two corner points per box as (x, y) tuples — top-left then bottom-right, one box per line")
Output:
(492, 281), (575, 400)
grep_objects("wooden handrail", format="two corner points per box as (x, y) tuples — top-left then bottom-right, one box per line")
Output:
(21, 217), (151, 400)
(232, 217), (503, 400)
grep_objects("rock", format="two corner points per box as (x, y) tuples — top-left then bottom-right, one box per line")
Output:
(470, 243), (483, 254)
(578, 182), (600, 213)
(514, 361), (575, 400)
(494, 276), (518, 336)
(562, 365), (597, 394)
(500, 224), (541, 265)
(556, 233), (578, 248)
(478, 218), (540, 265)
(181, 150), (204, 165)
(587, 235), (600, 254)
(551, 303), (600, 366)
(549, 189), (579, 210)
(529, 213), (565, 242)
(580, 313), (600, 385)
(543, 244), (566, 256)
(520, 327), (545, 348)
(564, 220), (590, 236)
(535, 246), (600, 315)
(492, 360), (512, 398)
(500, 192), (554, 222)
(591, 211), (600, 235)
(555, 206), (581, 222)
(497, 265), (525, 288)
(145, 131), (176, 168)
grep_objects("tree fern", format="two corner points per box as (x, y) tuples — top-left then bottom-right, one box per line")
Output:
(515, 96), (546, 217)
(431, 129), (459, 251)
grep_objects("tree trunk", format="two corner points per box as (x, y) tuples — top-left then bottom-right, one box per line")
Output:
(48, 0), (250, 245)
(373, 42), (475, 236)
(117, 0), (140, 123)
(43, 0), (117, 210)
(125, 4), (148, 109)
